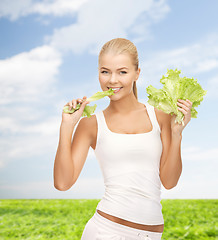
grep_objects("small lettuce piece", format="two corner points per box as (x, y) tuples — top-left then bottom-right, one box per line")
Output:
(62, 88), (115, 118)
(146, 69), (207, 125)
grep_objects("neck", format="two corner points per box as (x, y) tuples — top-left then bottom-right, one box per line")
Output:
(107, 91), (142, 115)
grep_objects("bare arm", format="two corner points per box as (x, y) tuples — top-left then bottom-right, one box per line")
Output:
(53, 117), (93, 191)
(159, 99), (192, 189)
(159, 118), (182, 189)
(53, 96), (92, 191)
(53, 122), (75, 191)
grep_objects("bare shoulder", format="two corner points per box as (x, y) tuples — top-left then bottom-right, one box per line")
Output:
(79, 114), (97, 133)
(154, 107), (172, 130)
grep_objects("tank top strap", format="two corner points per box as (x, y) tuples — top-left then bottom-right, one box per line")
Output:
(146, 102), (161, 132)
(95, 111), (107, 137)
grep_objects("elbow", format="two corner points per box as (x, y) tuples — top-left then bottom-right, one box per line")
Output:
(54, 186), (70, 191)
(54, 182), (74, 191)
(164, 184), (175, 190)
(161, 169), (182, 190)
(163, 181), (178, 190)
(53, 174), (77, 191)
(53, 175), (76, 191)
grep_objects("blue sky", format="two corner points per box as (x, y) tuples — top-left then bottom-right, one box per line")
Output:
(0, 0), (217, 199)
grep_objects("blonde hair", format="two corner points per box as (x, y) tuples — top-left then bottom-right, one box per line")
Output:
(98, 38), (139, 100)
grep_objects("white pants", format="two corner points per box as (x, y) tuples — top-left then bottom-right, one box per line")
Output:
(81, 211), (163, 240)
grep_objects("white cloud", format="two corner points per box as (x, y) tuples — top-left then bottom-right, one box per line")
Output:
(0, 45), (63, 168)
(161, 176), (218, 199)
(0, 0), (89, 21)
(0, 41), (100, 171)
(32, 0), (89, 17)
(0, 0), (32, 21)
(206, 74), (218, 99)
(0, 119), (96, 170)
(0, 45), (62, 104)
(161, 145), (218, 199)
(0, 119), (59, 169)
(48, 0), (170, 55)
(182, 146), (218, 161)
(195, 59), (218, 73)
(1, 173), (217, 199)
(0, 178), (104, 199)
(140, 33), (218, 93)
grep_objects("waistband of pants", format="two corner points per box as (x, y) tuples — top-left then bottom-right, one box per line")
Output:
(92, 210), (163, 239)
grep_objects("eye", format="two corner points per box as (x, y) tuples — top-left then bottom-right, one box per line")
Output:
(120, 71), (127, 74)
(101, 70), (108, 74)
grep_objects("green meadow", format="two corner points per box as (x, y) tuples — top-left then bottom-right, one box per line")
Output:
(0, 199), (217, 239)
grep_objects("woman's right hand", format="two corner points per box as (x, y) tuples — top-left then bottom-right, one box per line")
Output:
(61, 96), (90, 126)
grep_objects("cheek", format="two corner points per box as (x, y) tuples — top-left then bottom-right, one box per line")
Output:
(99, 72), (109, 79)
(122, 76), (134, 87)
(99, 76), (108, 87)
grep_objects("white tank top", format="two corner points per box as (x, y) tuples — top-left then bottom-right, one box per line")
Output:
(94, 102), (164, 225)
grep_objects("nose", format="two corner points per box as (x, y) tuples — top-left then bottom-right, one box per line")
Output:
(109, 73), (118, 84)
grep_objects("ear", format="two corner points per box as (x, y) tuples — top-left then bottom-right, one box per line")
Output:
(135, 67), (141, 81)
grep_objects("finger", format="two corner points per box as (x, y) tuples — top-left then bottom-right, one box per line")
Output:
(68, 100), (76, 110)
(178, 106), (188, 115)
(79, 97), (89, 111)
(177, 102), (189, 111)
(73, 99), (79, 109)
(81, 96), (88, 104)
(77, 98), (83, 104)
(186, 99), (193, 106)
(68, 101), (73, 111)
(177, 99), (190, 107)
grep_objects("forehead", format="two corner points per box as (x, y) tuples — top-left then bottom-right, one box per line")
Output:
(99, 53), (133, 68)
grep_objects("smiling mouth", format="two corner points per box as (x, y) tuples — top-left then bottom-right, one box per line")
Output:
(107, 87), (123, 90)
(107, 87), (123, 93)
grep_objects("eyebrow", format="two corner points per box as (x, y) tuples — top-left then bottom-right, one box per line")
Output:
(100, 67), (128, 70)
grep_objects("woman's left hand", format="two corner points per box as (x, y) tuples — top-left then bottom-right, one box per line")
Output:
(171, 99), (193, 135)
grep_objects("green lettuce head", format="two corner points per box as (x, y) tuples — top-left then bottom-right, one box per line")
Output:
(146, 69), (207, 126)
(62, 88), (115, 118)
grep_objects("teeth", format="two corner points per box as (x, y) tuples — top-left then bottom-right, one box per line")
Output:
(109, 87), (121, 90)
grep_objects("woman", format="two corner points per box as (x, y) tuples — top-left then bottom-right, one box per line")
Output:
(54, 38), (192, 240)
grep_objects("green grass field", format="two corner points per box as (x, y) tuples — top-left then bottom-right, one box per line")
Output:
(0, 199), (217, 239)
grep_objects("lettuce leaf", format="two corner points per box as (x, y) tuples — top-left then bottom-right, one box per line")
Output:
(62, 88), (115, 118)
(146, 69), (207, 125)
